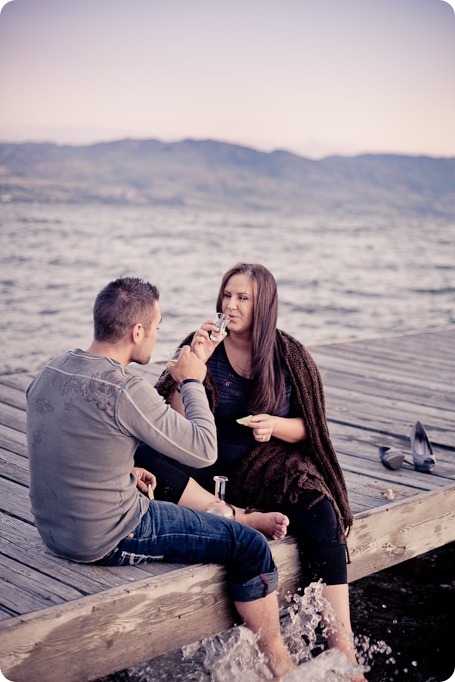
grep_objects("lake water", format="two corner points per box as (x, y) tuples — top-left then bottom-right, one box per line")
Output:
(1, 202), (454, 375)
(1, 202), (453, 679)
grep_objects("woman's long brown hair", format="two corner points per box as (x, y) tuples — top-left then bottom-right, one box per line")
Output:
(216, 263), (285, 414)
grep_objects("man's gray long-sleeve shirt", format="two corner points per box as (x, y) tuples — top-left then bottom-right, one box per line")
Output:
(26, 349), (217, 562)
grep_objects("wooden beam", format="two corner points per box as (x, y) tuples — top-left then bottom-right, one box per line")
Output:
(347, 481), (455, 581)
(0, 563), (238, 682)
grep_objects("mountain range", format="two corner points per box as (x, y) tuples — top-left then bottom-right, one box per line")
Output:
(0, 138), (454, 215)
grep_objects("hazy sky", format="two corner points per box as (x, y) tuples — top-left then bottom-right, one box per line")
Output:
(0, 0), (454, 158)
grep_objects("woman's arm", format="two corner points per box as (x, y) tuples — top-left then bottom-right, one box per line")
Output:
(246, 414), (306, 444)
(191, 320), (226, 363)
(156, 324), (221, 416)
(170, 388), (186, 416)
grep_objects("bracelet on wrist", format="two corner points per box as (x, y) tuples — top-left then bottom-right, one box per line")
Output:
(177, 378), (203, 392)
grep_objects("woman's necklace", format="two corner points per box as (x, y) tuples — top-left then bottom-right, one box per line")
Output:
(224, 335), (252, 379)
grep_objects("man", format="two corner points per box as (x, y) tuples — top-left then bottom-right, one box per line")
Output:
(26, 276), (294, 678)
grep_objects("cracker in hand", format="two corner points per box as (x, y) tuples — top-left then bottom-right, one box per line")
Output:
(236, 415), (253, 426)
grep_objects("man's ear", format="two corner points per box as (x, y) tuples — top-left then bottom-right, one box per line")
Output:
(132, 322), (144, 343)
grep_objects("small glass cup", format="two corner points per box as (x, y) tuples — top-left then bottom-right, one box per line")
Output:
(165, 347), (182, 365)
(206, 476), (235, 519)
(209, 313), (229, 342)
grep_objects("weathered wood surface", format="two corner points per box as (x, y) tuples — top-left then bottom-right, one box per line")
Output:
(0, 326), (454, 682)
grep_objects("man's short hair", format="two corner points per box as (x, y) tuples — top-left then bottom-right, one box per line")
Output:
(93, 277), (160, 343)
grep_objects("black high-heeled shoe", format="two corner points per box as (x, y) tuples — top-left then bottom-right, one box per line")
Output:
(378, 446), (406, 470)
(411, 421), (435, 473)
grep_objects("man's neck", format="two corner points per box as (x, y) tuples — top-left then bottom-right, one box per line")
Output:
(85, 340), (131, 366)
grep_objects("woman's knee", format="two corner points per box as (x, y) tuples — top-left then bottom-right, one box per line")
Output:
(282, 492), (348, 585)
(284, 492), (341, 544)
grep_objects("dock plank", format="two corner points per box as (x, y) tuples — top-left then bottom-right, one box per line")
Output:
(0, 382), (27, 411)
(0, 447), (30, 486)
(0, 423), (27, 456)
(0, 516), (180, 618)
(328, 420), (454, 468)
(0, 373), (34, 393)
(1, 477), (34, 523)
(0, 401), (27, 434)
(0, 554), (85, 612)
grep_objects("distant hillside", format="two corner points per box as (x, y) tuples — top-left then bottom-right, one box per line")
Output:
(0, 138), (453, 215)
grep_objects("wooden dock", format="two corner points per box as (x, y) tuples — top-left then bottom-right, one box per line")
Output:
(1, 327), (454, 682)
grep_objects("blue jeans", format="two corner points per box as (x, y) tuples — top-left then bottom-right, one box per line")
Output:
(95, 500), (278, 602)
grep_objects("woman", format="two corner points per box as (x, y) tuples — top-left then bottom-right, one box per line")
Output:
(154, 263), (365, 679)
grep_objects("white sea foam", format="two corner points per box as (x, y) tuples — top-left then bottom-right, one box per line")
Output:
(128, 583), (371, 681)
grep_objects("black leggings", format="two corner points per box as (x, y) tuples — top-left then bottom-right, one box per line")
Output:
(280, 492), (348, 585)
(134, 443), (347, 585)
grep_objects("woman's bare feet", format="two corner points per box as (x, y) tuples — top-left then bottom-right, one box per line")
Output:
(236, 509), (290, 540)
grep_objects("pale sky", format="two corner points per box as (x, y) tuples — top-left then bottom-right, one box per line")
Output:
(0, 0), (454, 158)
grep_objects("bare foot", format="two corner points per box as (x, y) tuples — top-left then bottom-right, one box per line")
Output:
(236, 509), (290, 540)
(263, 642), (296, 678)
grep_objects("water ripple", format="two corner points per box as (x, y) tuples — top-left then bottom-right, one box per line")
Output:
(1, 203), (454, 374)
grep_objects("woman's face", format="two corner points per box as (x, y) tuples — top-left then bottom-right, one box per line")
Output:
(222, 274), (254, 335)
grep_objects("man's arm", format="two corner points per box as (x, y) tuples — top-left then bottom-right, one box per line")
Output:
(117, 348), (217, 468)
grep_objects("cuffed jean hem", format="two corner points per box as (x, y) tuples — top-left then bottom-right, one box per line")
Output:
(227, 567), (278, 603)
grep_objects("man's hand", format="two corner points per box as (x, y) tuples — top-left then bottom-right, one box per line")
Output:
(167, 345), (207, 384)
(132, 467), (157, 496)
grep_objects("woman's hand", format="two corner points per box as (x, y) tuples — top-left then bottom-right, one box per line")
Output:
(247, 414), (276, 443)
(191, 319), (227, 363)
(132, 467), (157, 496)
(246, 415), (307, 444)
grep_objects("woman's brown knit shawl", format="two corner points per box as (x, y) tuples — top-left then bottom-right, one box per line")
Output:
(156, 329), (353, 536)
